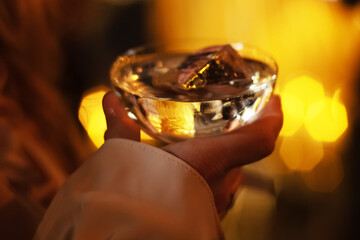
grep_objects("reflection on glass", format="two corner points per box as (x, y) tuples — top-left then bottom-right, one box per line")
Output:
(110, 43), (277, 142)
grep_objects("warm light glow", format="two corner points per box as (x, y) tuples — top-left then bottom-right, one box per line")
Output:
(140, 130), (157, 145)
(78, 87), (109, 148)
(279, 76), (348, 142)
(147, 0), (360, 199)
(301, 153), (344, 192)
(280, 75), (325, 136)
(279, 129), (324, 171)
(280, 112), (304, 137)
(354, 6), (360, 30)
(305, 95), (348, 142)
(278, 76), (348, 170)
(283, 75), (325, 117)
(142, 99), (199, 139)
(130, 74), (139, 81)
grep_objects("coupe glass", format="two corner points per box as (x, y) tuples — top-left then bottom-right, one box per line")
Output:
(110, 43), (278, 143)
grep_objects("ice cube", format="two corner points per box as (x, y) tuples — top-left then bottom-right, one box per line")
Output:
(177, 44), (252, 90)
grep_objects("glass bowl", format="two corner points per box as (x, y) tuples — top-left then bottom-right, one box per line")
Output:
(110, 43), (278, 143)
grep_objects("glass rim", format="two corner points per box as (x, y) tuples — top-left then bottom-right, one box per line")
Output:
(110, 42), (278, 102)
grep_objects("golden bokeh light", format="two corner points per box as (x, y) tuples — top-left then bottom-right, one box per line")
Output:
(277, 75), (348, 171)
(78, 87), (109, 148)
(283, 76), (325, 117)
(279, 129), (324, 171)
(280, 75), (326, 136)
(305, 95), (348, 142)
(301, 152), (344, 192)
(279, 75), (348, 143)
(280, 112), (304, 137)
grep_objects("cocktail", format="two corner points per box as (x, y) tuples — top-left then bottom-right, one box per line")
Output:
(110, 43), (277, 143)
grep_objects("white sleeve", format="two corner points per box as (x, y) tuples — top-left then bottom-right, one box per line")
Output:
(34, 139), (224, 240)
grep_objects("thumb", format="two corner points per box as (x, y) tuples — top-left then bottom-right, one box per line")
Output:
(102, 91), (140, 141)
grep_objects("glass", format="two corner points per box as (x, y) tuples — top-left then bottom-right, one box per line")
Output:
(110, 43), (278, 143)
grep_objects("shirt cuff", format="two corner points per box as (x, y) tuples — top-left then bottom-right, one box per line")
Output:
(35, 138), (224, 240)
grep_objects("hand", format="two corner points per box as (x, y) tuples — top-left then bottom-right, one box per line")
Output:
(103, 92), (283, 218)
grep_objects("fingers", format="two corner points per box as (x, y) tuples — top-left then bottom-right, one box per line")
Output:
(102, 91), (140, 141)
(219, 95), (283, 168)
(251, 95), (283, 144)
(257, 95), (283, 128)
(210, 167), (242, 218)
(163, 95), (283, 181)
